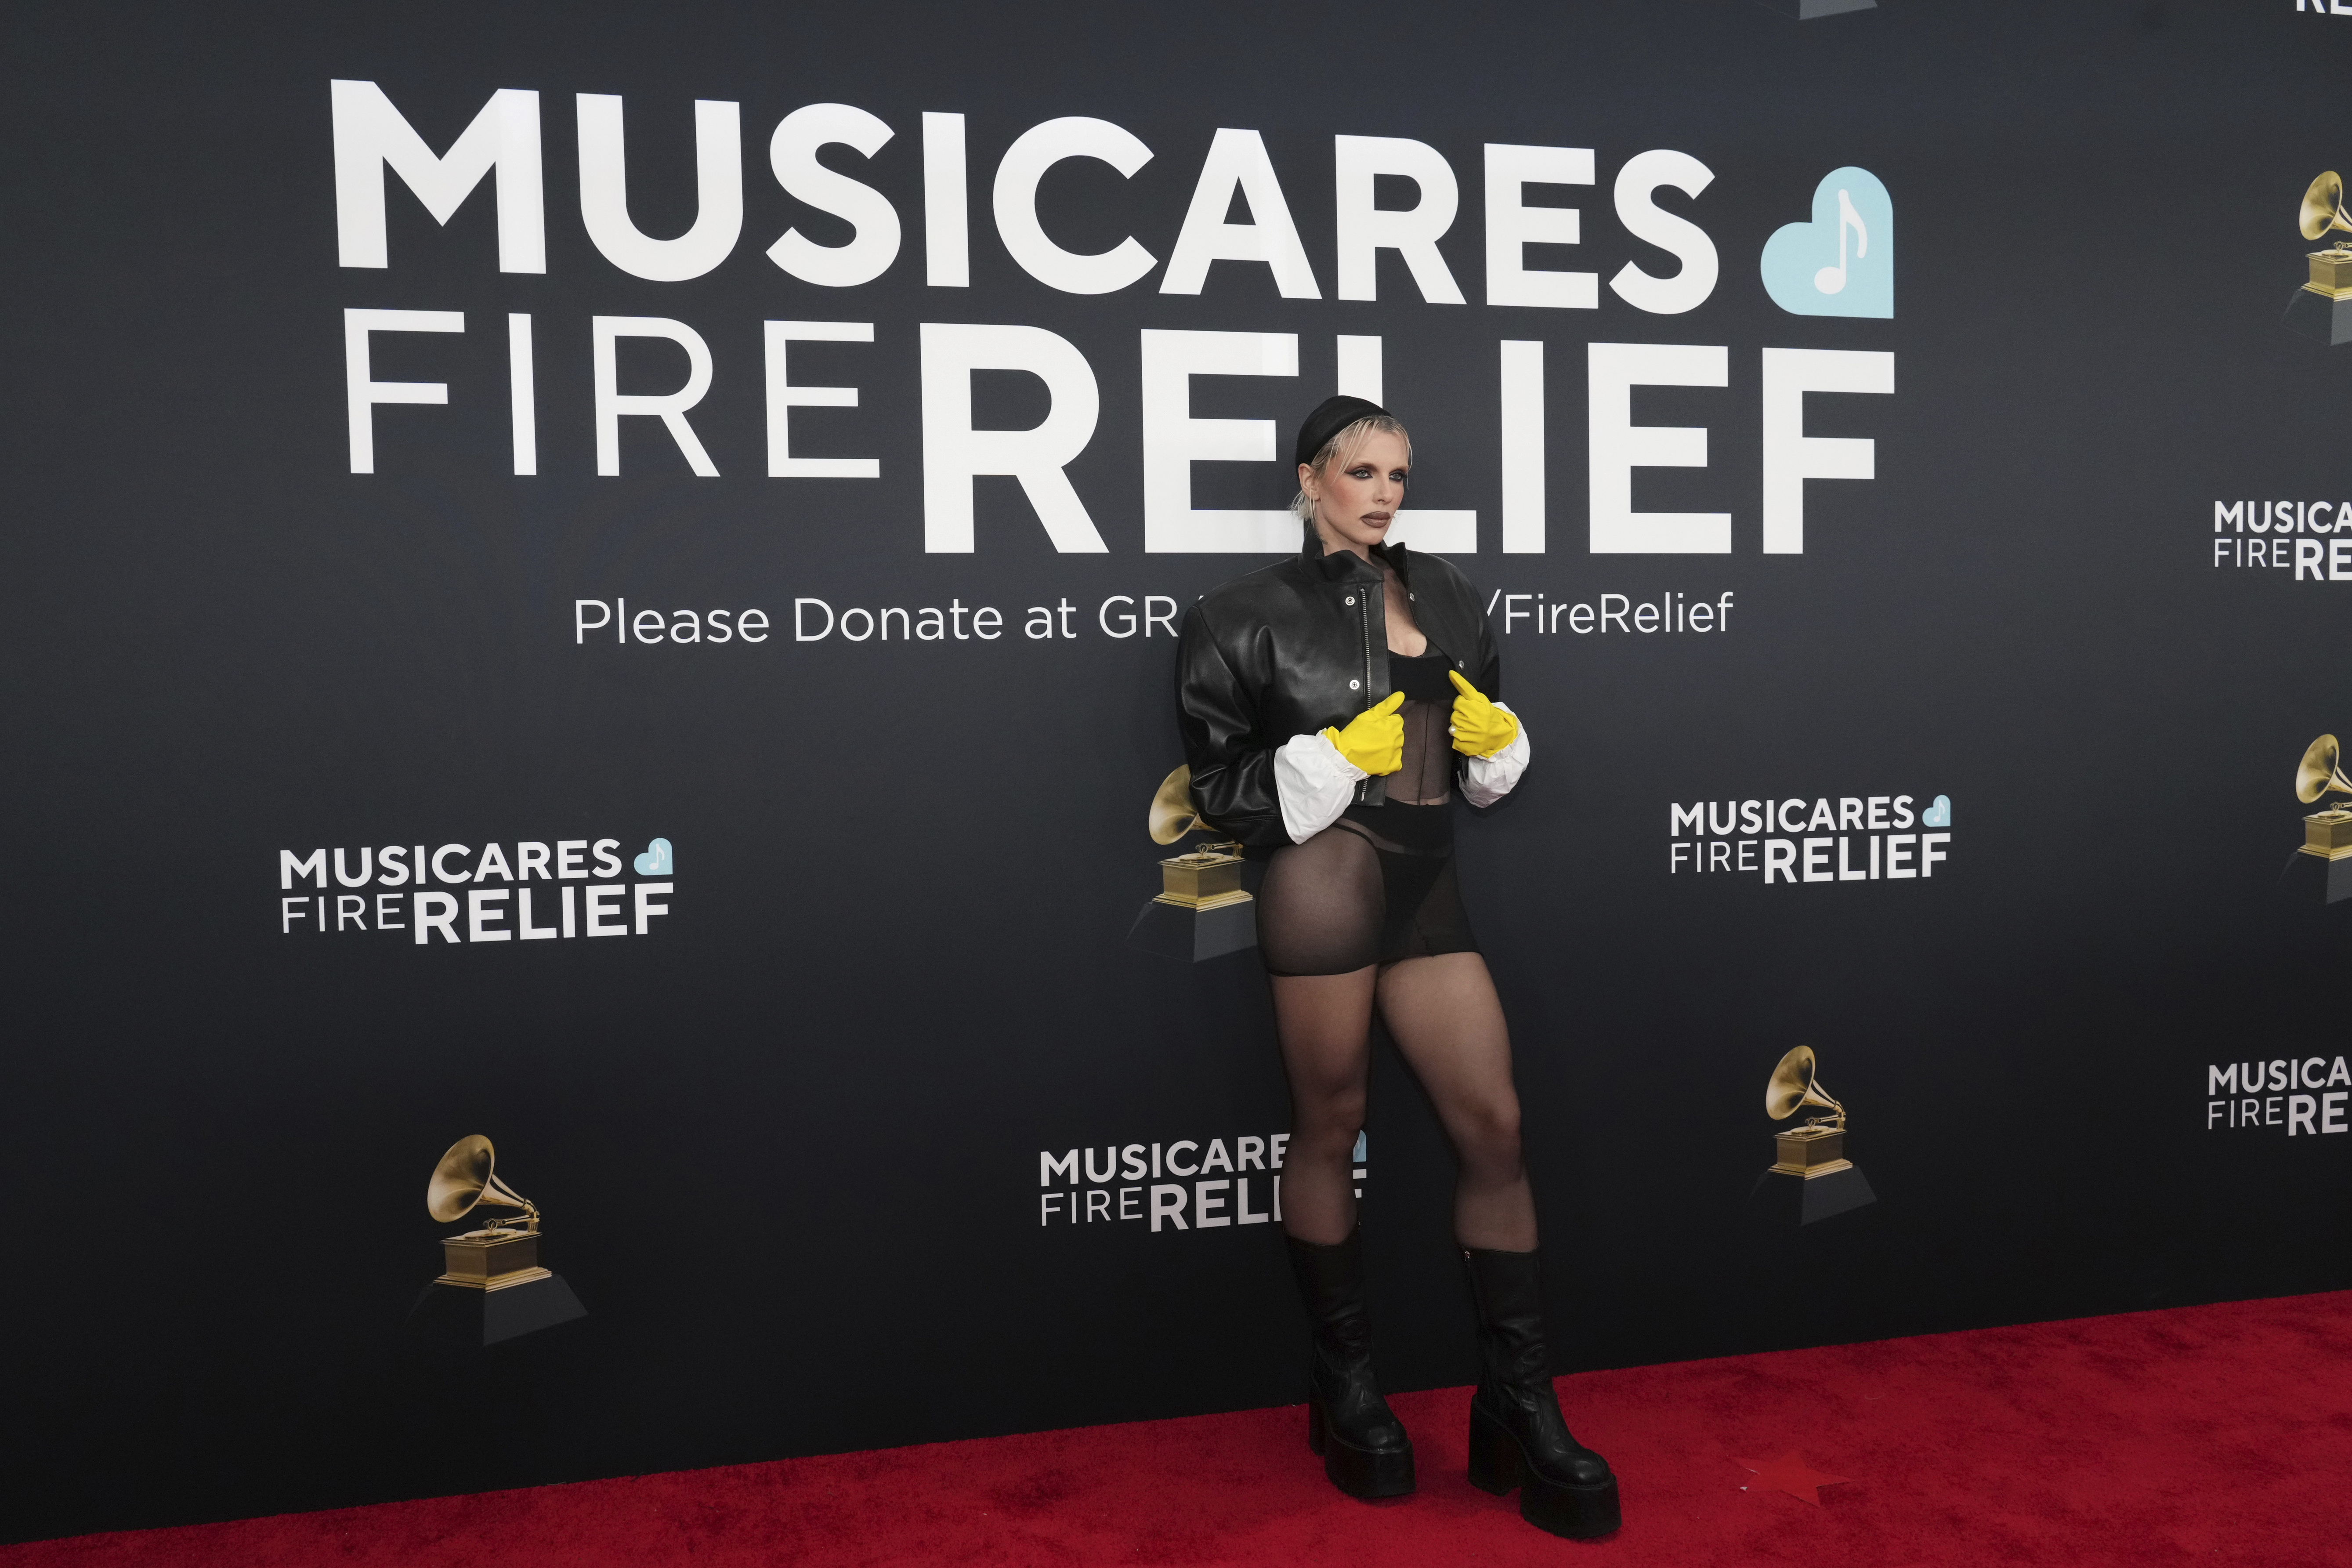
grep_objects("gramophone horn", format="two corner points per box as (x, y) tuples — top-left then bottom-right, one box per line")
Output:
(2303, 172), (2352, 243)
(2297, 734), (2352, 805)
(1149, 764), (1208, 846)
(426, 1134), (539, 1229)
(1765, 1045), (1845, 1123)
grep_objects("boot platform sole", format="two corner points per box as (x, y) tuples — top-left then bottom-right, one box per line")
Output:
(1466, 1399), (1621, 1539)
(1306, 1394), (1416, 1499)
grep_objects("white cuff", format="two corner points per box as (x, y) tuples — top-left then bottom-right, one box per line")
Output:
(1274, 731), (1365, 844)
(1461, 703), (1530, 809)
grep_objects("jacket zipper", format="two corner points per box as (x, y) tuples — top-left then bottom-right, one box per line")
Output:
(1359, 573), (1383, 806)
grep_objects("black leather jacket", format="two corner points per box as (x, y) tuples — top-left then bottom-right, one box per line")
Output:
(1175, 533), (1503, 848)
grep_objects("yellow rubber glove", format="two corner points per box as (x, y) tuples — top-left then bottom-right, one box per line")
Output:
(1447, 670), (1519, 758)
(1321, 690), (1406, 775)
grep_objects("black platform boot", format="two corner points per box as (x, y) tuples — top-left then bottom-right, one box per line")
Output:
(1285, 1230), (1415, 1499)
(1462, 1247), (1621, 1539)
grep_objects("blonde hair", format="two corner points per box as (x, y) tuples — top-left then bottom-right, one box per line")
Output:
(1291, 414), (1414, 526)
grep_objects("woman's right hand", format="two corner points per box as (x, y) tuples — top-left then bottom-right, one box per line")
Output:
(1320, 691), (1406, 776)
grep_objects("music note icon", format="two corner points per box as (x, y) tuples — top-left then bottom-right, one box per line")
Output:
(1813, 188), (1867, 296)
(1762, 167), (1892, 319)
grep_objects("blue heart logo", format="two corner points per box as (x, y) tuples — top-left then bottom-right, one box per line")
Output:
(633, 837), (673, 875)
(1921, 796), (1951, 829)
(1760, 167), (1894, 318)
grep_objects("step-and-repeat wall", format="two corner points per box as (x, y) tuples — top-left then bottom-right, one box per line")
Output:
(10, 0), (2352, 1540)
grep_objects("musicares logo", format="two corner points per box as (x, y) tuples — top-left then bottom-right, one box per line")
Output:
(1036, 1132), (1369, 1234)
(275, 836), (675, 943)
(1668, 794), (1951, 883)
(2206, 1058), (2351, 1134)
(2209, 500), (2352, 579)
(332, 81), (1898, 562)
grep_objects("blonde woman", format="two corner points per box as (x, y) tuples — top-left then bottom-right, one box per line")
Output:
(1173, 396), (1618, 1540)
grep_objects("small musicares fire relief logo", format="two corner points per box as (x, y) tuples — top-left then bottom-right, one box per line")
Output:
(1037, 1132), (1369, 1233)
(2207, 500), (2352, 578)
(1668, 794), (1950, 883)
(276, 836), (674, 943)
(2207, 1057), (2351, 1134)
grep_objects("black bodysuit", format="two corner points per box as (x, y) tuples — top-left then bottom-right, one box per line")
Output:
(1256, 652), (1479, 977)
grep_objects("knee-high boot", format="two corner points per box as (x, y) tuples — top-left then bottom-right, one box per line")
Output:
(1285, 1230), (1415, 1499)
(1462, 1246), (1621, 1538)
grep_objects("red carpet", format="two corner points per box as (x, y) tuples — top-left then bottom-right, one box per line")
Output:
(11, 1292), (2350, 1567)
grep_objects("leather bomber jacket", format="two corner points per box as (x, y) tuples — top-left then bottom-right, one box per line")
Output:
(1175, 531), (1503, 848)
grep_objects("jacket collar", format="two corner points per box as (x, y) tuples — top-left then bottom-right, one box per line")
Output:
(1300, 528), (1408, 586)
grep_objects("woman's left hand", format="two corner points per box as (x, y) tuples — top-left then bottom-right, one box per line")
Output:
(1446, 670), (1520, 758)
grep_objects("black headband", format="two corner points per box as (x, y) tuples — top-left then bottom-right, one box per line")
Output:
(1292, 394), (1391, 471)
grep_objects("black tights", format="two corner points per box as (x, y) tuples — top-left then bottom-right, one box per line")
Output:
(1272, 952), (1536, 1251)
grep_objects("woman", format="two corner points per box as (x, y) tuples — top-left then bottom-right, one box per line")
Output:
(1174, 396), (1619, 1540)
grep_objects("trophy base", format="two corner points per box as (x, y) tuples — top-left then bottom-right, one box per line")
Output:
(1752, 0), (1875, 15)
(2284, 284), (2352, 346)
(435, 1229), (550, 1290)
(1769, 1125), (1852, 1176)
(406, 1272), (587, 1347)
(1127, 893), (1256, 962)
(2301, 811), (2352, 861)
(2280, 845), (2352, 905)
(1749, 1163), (1876, 1227)
(1154, 890), (1253, 912)
(1157, 845), (1248, 906)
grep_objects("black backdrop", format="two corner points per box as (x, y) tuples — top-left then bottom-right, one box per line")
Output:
(9, 0), (2352, 1543)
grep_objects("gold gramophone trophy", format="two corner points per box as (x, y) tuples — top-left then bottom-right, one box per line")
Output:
(412, 1135), (586, 1345)
(2295, 735), (2352, 860)
(2288, 735), (2352, 905)
(2288, 173), (2352, 345)
(1126, 765), (1258, 961)
(1752, 1046), (1876, 1225)
(429, 1134), (550, 1289)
